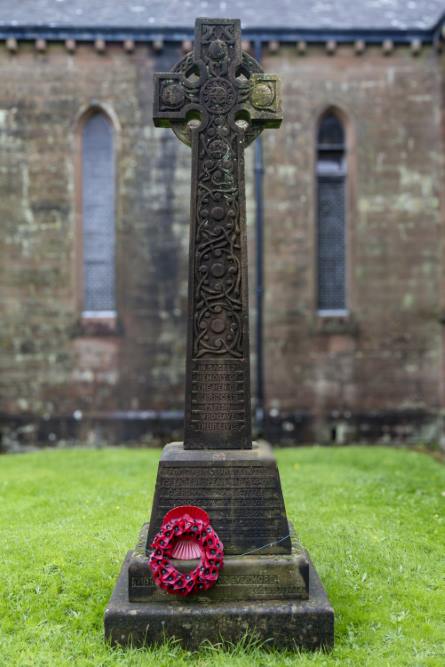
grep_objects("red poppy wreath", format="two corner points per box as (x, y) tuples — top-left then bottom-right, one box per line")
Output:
(148, 505), (224, 596)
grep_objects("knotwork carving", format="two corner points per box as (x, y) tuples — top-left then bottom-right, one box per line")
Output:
(169, 50), (264, 148)
(195, 113), (242, 358)
(201, 78), (236, 114)
(153, 18), (281, 448)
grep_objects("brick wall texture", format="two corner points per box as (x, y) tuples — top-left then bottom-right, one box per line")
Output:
(0, 41), (443, 444)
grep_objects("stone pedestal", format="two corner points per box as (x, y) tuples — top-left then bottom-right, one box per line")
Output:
(104, 442), (334, 650)
(146, 442), (291, 555)
(105, 549), (333, 650)
(129, 523), (309, 603)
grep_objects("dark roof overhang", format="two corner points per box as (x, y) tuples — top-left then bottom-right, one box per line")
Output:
(0, 15), (444, 45)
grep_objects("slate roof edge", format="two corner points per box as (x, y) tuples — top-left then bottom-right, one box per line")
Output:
(0, 20), (443, 44)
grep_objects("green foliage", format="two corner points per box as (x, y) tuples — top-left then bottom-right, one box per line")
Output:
(0, 445), (444, 666)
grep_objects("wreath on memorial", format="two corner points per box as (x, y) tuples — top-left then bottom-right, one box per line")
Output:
(148, 506), (224, 597)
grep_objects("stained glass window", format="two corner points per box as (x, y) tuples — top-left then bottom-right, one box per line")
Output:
(316, 111), (347, 313)
(82, 112), (116, 314)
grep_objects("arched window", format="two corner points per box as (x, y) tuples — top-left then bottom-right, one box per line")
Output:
(82, 111), (116, 315)
(316, 110), (347, 314)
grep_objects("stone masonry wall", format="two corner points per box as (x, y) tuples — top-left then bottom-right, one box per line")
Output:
(262, 44), (444, 443)
(0, 41), (257, 444)
(0, 40), (443, 444)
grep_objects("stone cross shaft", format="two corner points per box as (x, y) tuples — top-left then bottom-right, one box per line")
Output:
(154, 18), (282, 449)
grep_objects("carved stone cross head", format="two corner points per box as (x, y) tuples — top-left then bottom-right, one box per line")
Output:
(154, 18), (281, 147)
(153, 18), (282, 450)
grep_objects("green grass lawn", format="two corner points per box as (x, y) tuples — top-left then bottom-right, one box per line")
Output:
(0, 445), (444, 666)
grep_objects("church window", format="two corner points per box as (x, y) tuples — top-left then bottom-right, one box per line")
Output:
(316, 111), (347, 314)
(81, 112), (116, 315)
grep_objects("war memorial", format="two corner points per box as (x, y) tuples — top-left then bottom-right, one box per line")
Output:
(104, 18), (334, 650)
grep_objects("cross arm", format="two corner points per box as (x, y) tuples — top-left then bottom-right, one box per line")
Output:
(153, 72), (194, 127)
(245, 73), (282, 129)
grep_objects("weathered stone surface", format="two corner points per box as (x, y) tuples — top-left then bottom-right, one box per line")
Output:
(146, 441), (291, 555)
(105, 549), (334, 650)
(130, 523), (308, 602)
(153, 18), (281, 450)
(104, 19), (333, 652)
(260, 45), (443, 444)
(0, 38), (442, 445)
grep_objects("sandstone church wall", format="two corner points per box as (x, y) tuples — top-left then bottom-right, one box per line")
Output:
(262, 44), (444, 442)
(0, 41), (443, 444)
(0, 44), (189, 433)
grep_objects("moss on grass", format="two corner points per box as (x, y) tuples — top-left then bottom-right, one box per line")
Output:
(0, 446), (444, 666)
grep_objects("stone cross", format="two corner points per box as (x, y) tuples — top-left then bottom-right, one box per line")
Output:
(106, 26), (332, 648)
(154, 18), (282, 449)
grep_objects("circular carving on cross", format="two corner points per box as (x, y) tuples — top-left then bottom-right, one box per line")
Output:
(195, 293), (242, 357)
(251, 82), (275, 109)
(210, 317), (225, 334)
(170, 51), (265, 147)
(201, 78), (236, 114)
(161, 82), (185, 109)
(208, 39), (227, 61)
(210, 262), (225, 278)
(207, 138), (230, 159)
(210, 205), (225, 220)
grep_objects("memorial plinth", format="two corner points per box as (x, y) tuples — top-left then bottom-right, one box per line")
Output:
(105, 17), (334, 651)
(106, 542), (333, 650)
(146, 442), (291, 555)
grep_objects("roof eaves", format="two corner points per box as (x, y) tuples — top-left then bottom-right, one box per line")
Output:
(0, 22), (442, 44)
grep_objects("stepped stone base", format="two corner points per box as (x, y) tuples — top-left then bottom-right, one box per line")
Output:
(104, 549), (334, 650)
(130, 523), (309, 603)
(104, 442), (334, 650)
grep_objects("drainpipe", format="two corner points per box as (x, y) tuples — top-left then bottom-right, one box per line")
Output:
(254, 39), (265, 433)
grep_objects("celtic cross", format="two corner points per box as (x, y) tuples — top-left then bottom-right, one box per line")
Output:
(154, 18), (282, 449)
